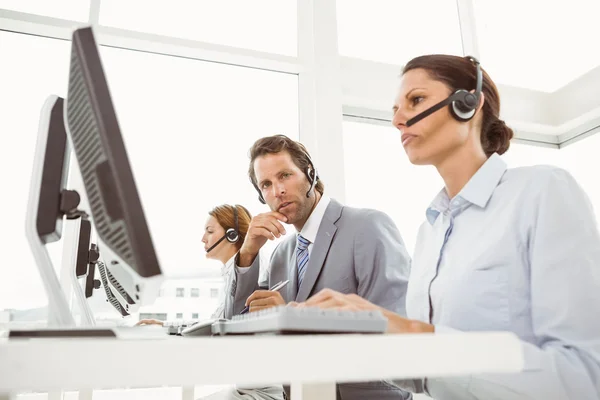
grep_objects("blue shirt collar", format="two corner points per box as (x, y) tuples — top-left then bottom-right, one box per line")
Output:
(426, 153), (508, 225)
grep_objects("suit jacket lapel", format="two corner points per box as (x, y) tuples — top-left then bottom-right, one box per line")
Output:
(295, 200), (342, 302)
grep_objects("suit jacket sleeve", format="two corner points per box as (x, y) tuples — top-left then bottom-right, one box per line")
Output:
(224, 248), (275, 318)
(353, 210), (410, 316)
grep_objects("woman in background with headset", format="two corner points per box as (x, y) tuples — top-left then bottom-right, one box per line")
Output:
(138, 204), (284, 400)
(202, 204), (252, 319)
(138, 203), (252, 326)
(298, 54), (600, 399)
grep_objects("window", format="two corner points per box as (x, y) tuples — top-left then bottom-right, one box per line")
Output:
(501, 142), (562, 168)
(210, 288), (219, 299)
(0, 33), (71, 312)
(99, 0), (298, 56)
(343, 120), (442, 256)
(473, 0), (600, 92)
(192, 313), (199, 319)
(1, 30), (298, 320)
(139, 312), (167, 321)
(559, 134), (600, 218)
(96, 45), (298, 279)
(0, 0), (90, 21)
(190, 288), (200, 298)
(175, 313), (183, 319)
(175, 288), (185, 298)
(337, 0), (463, 65)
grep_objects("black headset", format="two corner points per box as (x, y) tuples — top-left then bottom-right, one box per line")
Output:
(206, 205), (240, 253)
(405, 56), (483, 127)
(252, 152), (319, 205)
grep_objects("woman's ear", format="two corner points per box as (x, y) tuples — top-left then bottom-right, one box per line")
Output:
(476, 91), (485, 114)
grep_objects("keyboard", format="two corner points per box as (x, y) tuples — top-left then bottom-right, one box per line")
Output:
(211, 306), (388, 335)
(163, 320), (199, 335)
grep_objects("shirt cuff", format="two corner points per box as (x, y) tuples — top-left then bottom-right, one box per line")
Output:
(234, 252), (253, 275)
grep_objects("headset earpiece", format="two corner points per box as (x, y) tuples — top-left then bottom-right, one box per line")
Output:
(450, 90), (478, 121)
(304, 156), (319, 199)
(226, 206), (240, 243)
(251, 178), (266, 204)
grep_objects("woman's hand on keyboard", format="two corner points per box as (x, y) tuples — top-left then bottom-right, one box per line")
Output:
(135, 319), (164, 327)
(297, 289), (434, 334)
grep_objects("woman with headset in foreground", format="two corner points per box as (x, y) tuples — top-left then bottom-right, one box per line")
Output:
(139, 204), (284, 400)
(297, 55), (600, 399)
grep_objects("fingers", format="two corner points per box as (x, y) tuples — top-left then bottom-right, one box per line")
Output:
(301, 297), (347, 310)
(253, 214), (287, 237)
(248, 294), (285, 312)
(263, 219), (286, 237)
(251, 227), (279, 241)
(303, 288), (339, 306)
(269, 211), (288, 223)
(245, 290), (283, 305)
(136, 319), (162, 326)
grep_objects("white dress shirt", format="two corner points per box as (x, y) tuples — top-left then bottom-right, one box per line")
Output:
(211, 254), (237, 319)
(401, 153), (600, 399)
(297, 195), (331, 256)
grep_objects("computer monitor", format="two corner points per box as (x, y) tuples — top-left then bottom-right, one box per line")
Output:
(25, 26), (164, 327)
(64, 26), (163, 313)
(25, 95), (77, 326)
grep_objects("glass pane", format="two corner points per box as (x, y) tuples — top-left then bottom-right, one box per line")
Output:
(1, 31), (299, 323)
(0, 32), (71, 314)
(343, 121), (443, 256)
(0, 0), (89, 21)
(337, 0), (463, 65)
(559, 134), (600, 217)
(501, 142), (562, 168)
(474, 0), (600, 92)
(99, 0), (297, 56)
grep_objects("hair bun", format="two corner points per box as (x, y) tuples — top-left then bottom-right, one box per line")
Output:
(483, 118), (514, 156)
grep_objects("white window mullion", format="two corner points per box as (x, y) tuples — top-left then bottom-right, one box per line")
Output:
(297, 0), (346, 201)
(456, 0), (480, 59)
(88, 0), (101, 25)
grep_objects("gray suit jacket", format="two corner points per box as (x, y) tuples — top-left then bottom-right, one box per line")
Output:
(226, 199), (412, 400)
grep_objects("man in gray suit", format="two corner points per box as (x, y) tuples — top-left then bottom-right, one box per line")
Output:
(227, 134), (411, 400)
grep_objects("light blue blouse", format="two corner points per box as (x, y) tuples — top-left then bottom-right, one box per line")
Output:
(405, 153), (600, 399)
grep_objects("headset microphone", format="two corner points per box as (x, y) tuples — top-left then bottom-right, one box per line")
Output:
(206, 206), (240, 253)
(406, 56), (482, 127)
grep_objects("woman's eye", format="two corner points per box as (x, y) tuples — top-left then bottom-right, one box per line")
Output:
(412, 96), (424, 106)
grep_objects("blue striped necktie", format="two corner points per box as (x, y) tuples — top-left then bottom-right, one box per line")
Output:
(296, 235), (310, 288)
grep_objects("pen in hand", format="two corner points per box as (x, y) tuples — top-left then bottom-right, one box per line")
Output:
(239, 279), (290, 315)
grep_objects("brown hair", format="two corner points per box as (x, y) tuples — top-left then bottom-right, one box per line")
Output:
(248, 134), (324, 195)
(403, 54), (513, 157)
(208, 204), (252, 250)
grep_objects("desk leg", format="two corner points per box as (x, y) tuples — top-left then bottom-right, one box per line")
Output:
(79, 390), (93, 400)
(290, 382), (335, 400)
(48, 392), (63, 400)
(182, 386), (195, 400)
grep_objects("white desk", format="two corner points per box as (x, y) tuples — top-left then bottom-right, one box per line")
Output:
(0, 332), (524, 400)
